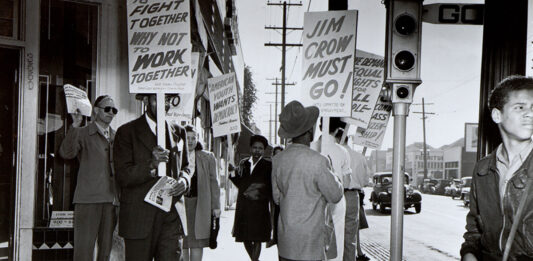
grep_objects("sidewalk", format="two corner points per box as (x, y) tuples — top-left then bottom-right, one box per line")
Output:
(202, 201), (391, 261)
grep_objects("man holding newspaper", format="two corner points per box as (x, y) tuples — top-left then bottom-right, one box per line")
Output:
(114, 93), (191, 261)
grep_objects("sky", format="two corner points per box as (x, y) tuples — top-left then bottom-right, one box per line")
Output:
(235, 0), (484, 151)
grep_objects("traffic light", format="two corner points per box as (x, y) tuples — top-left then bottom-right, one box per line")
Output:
(391, 83), (414, 103)
(385, 0), (423, 85)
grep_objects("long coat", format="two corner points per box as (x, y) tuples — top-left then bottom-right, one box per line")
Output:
(188, 149), (220, 239)
(113, 115), (190, 240)
(229, 157), (272, 242)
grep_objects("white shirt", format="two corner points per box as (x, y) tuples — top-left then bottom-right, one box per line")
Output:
(94, 121), (110, 139)
(145, 114), (157, 135)
(311, 134), (352, 187)
(342, 144), (371, 189)
(189, 151), (196, 175)
(248, 156), (262, 174)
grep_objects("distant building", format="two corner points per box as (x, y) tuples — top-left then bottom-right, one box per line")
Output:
(441, 138), (477, 180)
(384, 142), (444, 186)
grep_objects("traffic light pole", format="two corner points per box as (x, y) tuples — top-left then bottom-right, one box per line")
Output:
(391, 102), (409, 261)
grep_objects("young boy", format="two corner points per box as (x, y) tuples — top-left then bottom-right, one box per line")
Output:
(461, 75), (533, 260)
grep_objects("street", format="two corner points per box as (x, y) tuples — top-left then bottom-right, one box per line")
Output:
(204, 188), (469, 261)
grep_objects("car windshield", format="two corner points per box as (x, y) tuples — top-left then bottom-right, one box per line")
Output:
(380, 174), (409, 185)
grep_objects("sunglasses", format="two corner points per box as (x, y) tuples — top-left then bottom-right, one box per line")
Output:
(98, 106), (118, 114)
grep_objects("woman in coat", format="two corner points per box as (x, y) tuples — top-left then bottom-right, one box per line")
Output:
(182, 125), (221, 261)
(229, 135), (272, 261)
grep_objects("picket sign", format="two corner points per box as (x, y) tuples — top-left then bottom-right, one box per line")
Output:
(157, 93), (166, 176)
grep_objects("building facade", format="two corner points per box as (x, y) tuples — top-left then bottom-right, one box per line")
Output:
(0, 0), (244, 259)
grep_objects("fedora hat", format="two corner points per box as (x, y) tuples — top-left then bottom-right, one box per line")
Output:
(135, 93), (180, 100)
(278, 101), (319, 139)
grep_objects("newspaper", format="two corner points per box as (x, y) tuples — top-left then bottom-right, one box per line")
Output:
(63, 84), (92, 116)
(144, 176), (177, 212)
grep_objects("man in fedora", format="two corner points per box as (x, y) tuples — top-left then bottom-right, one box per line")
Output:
(271, 100), (344, 261)
(113, 93), (190, 260)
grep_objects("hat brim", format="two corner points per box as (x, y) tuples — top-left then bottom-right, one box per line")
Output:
(135, 93), (179, 100)
(278, 106), (319, 139)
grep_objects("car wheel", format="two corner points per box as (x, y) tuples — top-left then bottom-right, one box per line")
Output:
(451, 195), (455, 199)
(415, 203), (421, 213)
(379, 203), (387, 213)
(372, 202), (377, 210)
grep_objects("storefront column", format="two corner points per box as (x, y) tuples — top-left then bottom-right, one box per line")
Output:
(13, 0), (40, 259)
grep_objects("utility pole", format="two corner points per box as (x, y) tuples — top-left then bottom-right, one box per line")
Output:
(269, 104), (273, 142)
(265, 77), (294, 144)
(265, 1), (302, 144)
(413, 98), (436, 180)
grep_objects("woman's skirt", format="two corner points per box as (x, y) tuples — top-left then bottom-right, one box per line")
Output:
(183, 197), (209, 249)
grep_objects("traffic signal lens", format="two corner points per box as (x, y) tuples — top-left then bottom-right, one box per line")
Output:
(396, 86), (409, 99)
(394, 51), (415, 71)
(395, 14), (416, 35)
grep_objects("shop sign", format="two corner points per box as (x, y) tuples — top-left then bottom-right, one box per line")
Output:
(126, 0), (192, 93)
(208, 73), (241, 137)
(423, 3), (484, 25)
(301, 10), (358, 117)
(49, 211), (74, 228)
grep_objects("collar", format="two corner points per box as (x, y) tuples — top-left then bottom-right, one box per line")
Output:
(94, 121), (110, 134)
(496, 139), (533, 167)
(249, 156), (262, 166)
(145, 113), (157, 135)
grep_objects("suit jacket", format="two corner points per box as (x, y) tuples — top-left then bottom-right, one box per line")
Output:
(59, 122), (117, 204)
(113, 114), (191, 239)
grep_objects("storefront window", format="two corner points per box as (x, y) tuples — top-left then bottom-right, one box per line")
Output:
(34, 1), (98, 258)
(0, 0), (19, 38)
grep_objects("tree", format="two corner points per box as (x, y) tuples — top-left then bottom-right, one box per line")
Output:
(242, 66), (258, 128)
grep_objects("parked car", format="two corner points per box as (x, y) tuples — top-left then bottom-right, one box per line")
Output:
(419, 178), (438, 193)
(370, 172), (422, 213)
(431, 179), (451, 195)
(460, 176), (472, 200)
(444, 179), (462, 199)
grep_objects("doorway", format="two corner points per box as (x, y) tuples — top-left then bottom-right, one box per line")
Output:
(0, 47), (20, 261)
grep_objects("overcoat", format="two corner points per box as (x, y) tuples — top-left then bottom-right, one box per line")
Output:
(229, 157), (272, 242)
(188, 149), (220, 239)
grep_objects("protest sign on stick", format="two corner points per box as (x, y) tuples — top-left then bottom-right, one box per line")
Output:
(301, 10), (358, 117)
(208, 73), (241, 138)
(342, 50), (385, 129)
(126, 0), (192, 94)
(166, 52), (201, 123)
(354, 97), (392, 149)
(63, 84), (92, 117)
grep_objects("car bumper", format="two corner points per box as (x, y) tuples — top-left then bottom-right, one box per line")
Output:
(377, 193), (421, 206)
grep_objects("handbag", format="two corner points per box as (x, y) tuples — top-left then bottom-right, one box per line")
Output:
(209, 215), (220, 249)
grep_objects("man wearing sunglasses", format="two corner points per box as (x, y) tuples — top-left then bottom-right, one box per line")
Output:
(59, 95), (119, 261)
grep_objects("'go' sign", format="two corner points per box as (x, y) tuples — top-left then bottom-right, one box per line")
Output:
(422, 4), (484, 25)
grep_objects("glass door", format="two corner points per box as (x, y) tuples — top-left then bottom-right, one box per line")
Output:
(0, 47), (20, 261)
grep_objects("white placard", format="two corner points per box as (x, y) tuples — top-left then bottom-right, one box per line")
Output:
(353, 98), (392, 149)
(344, 50), (384, 129)
(208, 73), (241, 137)
(126, 0), (192, 93)
(166, 52), (200, 122)
(63, 84), (92, 116)
(301, 10), (358, 117)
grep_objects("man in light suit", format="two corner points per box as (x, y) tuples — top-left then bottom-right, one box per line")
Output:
(113, 94), (191, 261)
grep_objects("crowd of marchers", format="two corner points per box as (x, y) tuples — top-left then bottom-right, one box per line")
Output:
(60, 75), (533, 261)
